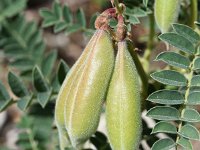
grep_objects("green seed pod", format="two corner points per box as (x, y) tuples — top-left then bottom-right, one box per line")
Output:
(106, 41), (141, 150)
(55, 30), (114, 148)
(155, 0), (180, 33)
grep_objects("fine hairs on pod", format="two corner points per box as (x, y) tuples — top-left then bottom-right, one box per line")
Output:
(106, 40), (141, 150)
(155, 0), (180, 33)
(55, 29), (115, 149)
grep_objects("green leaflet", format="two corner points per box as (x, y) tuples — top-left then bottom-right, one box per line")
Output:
(151, 138), (175, 150)
(0, 0), (26, 22)
(179, 124), (200, 140)
(147, 90), (184, 105)
(155, 52), (190, 69)
(159, 33), (195, 54)
(172, 23), (200, 44)
(177, 137), (193, 150)
(147, 106), (180, 121)
(150, 70), (187, 86)
(152, 121), (177, 134)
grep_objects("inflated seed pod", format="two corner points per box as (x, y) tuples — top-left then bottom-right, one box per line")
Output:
(106, 41), (141, 150)
(55, 29), (114, 148)
(155, 0), (180, 33)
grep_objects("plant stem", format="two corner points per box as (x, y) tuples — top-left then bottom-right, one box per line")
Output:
(112, 0), (123, 14)
(175, 54), (196, 145)
(147, 13), (155, 55)
(27, 129), (39, 150)
(189, 0), (198, 29)
(142, 12), (155, 72)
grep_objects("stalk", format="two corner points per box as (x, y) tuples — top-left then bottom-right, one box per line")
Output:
(142, 12), (155, 73)
(189, 0), (198, 29)
(112, 0), (124, 14)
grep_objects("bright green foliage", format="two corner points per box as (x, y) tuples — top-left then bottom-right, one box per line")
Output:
(147, 106), (180, 121)
(40, 1), (150, 33)
(125, 7), (147, 25)
(17, 95), (33, 111)
(150, 70), (187, 86)
(0, 16), (46, 75)
(191, 75), (200, 86)
(40, 2), (96, 35)
(177, 137), (193, 150)
(147, 90), (184, 105)
(147, 23), (200, 150)
(8, 72), (29, 97)
(0, 0), (198, 149)
(151, 138), (175, 150)
(159, 33), (195, 54)
(124, 6), (150, 27)
(187, 92), (200, 104)
(0, 58), (69, 112)
(172, 23), (200, 44)
(0, 0), (26, 22)
(0, 81), (12, 112)
(0, 2), (68, 111)
(152, 121), (177, 134)
(123, 0), (151, 22)
(57, 60), (70, 85)
(0, 59), (68, 111)
(33, 67), (49, 93)
(179, 124), (200, 140)
(42, 51), (57, 77)
(143, 0), (149, 7)
(16, 115), (56, 150)
(155, 52), (190, 69)
(33, 66), (52, 108)
(181, 108), (200, 122)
